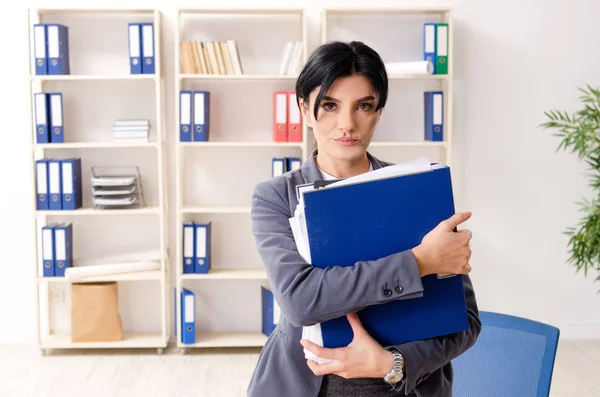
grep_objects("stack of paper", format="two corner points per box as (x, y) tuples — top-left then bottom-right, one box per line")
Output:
(288, 157), (468, 364)
(113, 119), (150, 143)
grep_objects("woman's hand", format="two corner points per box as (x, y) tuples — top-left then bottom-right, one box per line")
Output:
(412, 211), (473, 277)
(300, 313), (394, 379)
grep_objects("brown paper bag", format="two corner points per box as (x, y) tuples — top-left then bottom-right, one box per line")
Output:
(71, 282), (123, 342)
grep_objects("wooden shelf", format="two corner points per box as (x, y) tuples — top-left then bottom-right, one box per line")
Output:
(41, 333), (166, 349)
(178, 8), (304, 15)
(34, 142), (158, 150)
(180, 141), (302, 148)
(35, 206), (161, 216)
(38, 270), (162, 283)
(181, 269), (267, 280)
(324, 7), (451, 15)
(181, 206), (251, 214)
(30, 74), (157, 82)
(180, 74), (297, 80)
(184, 332), (268, 348)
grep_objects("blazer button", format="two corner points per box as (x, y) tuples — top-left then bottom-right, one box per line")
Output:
(395, 286), (404, 294)
(383, 289), (392, 297)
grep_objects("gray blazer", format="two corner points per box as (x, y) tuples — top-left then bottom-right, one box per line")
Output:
(248, 150), (481, 397)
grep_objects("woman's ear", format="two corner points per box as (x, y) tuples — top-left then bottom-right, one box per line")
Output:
(299, 98), (312, 128)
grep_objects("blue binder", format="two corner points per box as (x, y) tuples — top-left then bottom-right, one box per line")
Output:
(47, 24), (70, 75)
(128, 23), (142, 74)
(194, 222), (211, 274)
(302, 165), (468, 348)
(48, 159), (63, 211)
(36, 159), (49, 210)
(423, 23), (437, 74)
(181, 288), (196, 344)
(53, 223), (73, 277)
(49, 93), (64, 143)
(261, 286), (278, 337)
(41, 225), (55, 277)
(33, 24), (48, 75)
(424, 91), (443, 141)
(180, 91), (192, 142)
(141, 23), (155, 74)
(34, 93), (50, 143)
(60, 158), (82, 210)
(193, 91), (210, 142)
(182, 221), (195, 274)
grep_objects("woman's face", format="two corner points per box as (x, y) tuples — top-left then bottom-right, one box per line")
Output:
(301, 74), (382, 163)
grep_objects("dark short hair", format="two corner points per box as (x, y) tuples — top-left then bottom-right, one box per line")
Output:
(295, 41), (388, 121)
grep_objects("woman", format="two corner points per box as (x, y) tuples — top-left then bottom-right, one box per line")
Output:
(248, 41), (481, 397)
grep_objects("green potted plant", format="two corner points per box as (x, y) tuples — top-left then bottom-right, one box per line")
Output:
(540, 85), (600, 288)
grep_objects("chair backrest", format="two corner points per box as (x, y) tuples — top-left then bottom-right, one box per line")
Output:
(451, 311), (560, 397)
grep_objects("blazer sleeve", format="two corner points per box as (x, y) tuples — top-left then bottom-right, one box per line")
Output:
(388, 274), (482, 394)
(251, 180), (425, 328)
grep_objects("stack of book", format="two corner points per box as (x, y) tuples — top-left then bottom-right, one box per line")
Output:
(180, 40), (243, 75)
(113, 119), (150, 143)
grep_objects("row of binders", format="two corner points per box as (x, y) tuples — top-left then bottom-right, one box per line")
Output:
(179, 41), (242, 75)
(128, 23), (156, 74)
(180, 91), (209, 142)
(272, 157), (302, 177)
(36, 158), (82, 211)
(274, 91), (302, 142)
(177, 285), (280, 344)
(423, 23), (449, 75)
(35, 92), (64, 144)
(182, 221), (212, 274)
(424, 91), (443, 141)
(41, 223), (73, 277)
(33, 24), (70, 75)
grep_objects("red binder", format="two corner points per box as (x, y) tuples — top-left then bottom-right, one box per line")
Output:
(273, 91), (288, 142)
(287, 91), (302, 142)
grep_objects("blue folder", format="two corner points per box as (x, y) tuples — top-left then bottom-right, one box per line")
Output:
(302, 165), (468, 348)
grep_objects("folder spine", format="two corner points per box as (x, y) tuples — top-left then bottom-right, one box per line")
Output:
(128, 23), (142, 74)
(435, 23), (449, 75)
(141, 23), (155, 74)
(34, 24), (48, 75)
(182, 221), (196, 274)
(47, 24), (70, 75)
(34, 93), (50, 144)
(49, 92), (64, 143)
(193, 91), (210, 142)
(181, 288), (196, 344)
(180, 91), (192, 142)
(194, 222), (211, 274)
(53, 223), (73, 277)
(273, 91), (288, 142)
(423, 23), (437, 74)
(424, 91), (443, 141)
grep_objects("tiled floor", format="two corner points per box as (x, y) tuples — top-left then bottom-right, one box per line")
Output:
(0, 340), (598, 397)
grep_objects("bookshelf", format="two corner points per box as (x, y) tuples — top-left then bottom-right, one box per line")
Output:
(174, 7), (308, 351)
(27, 8), (169, 354)
(322, 7), (454, 166)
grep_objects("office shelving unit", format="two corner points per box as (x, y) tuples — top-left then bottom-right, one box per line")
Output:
(27, 8), (170, 354)
(173, 7), (308, 351)
(322, 7), (454, 166)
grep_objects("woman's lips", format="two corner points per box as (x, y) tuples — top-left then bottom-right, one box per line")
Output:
(335, 138), (359, 147)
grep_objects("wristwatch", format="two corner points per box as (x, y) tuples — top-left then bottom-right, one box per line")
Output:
(383, 350), (404, 385)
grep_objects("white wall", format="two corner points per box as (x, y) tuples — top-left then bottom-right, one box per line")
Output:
(1, 0), (599, 344)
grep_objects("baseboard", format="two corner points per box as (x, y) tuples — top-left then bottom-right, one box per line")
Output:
(563, 322), (600, 339)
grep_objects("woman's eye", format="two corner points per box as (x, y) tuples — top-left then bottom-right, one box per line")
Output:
(359, 103), (374, 111)
(322, 102), (336, 111)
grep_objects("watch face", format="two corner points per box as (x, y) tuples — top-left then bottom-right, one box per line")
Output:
(385, 372), (403, 384)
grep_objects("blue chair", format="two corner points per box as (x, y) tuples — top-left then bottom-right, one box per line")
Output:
(452, 311), (560, 397)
